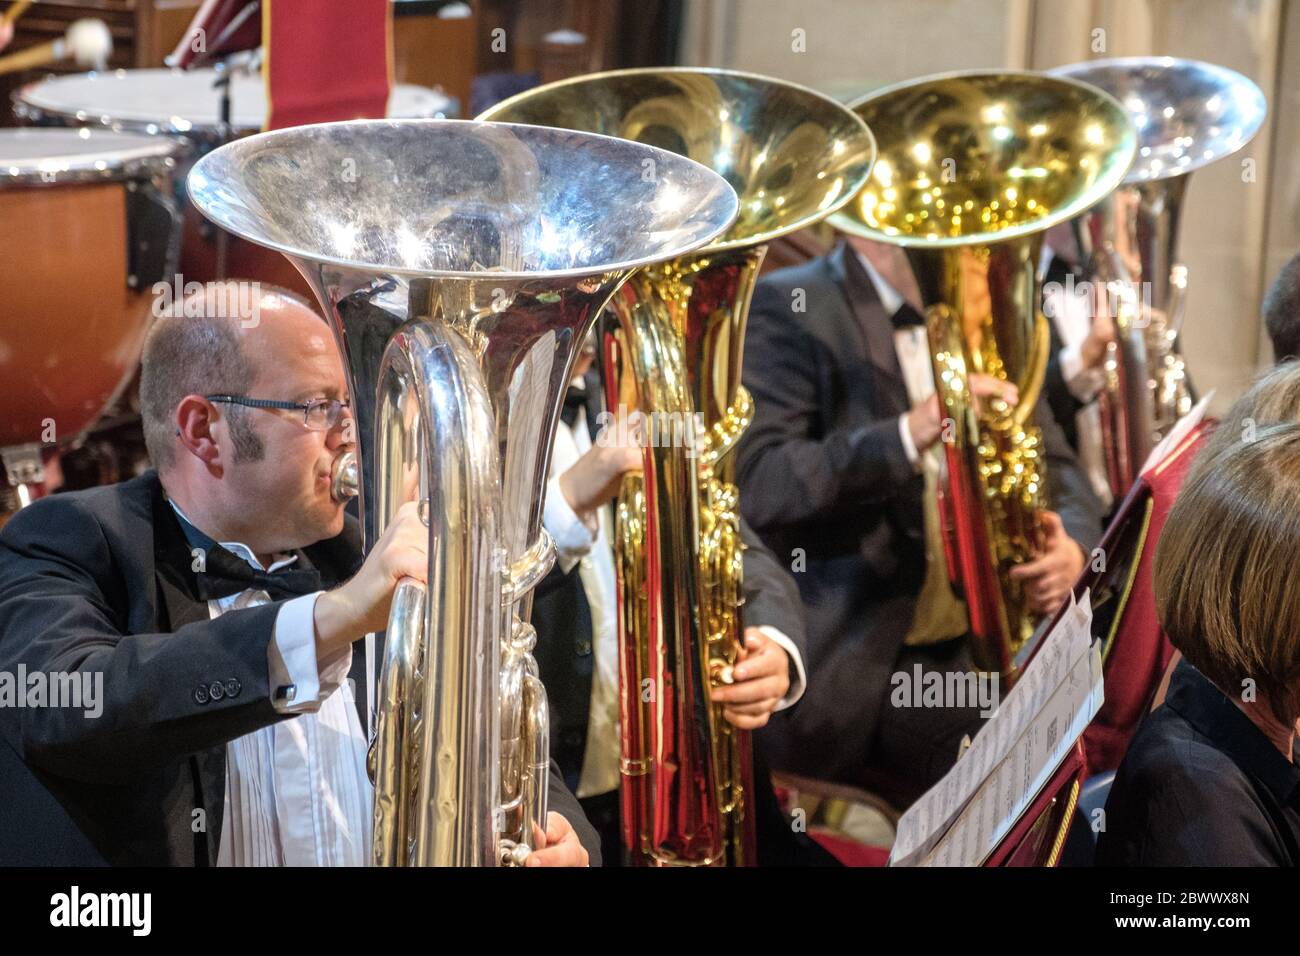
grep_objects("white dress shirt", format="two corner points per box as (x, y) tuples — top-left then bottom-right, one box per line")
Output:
(853, 252), (932, 472)
(169, 502), (372, 866)
(543, 396), (807, 799)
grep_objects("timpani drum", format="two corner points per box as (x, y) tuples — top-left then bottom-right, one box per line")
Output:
(0, 128), (181, 506)
(13, 68), (455, 295)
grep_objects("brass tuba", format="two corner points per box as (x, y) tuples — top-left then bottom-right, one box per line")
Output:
(481, 69), (875, 865)
(830, 72), (1135, 680)
(1048, 58), (1266, 500)
(188, 118), (737, 865)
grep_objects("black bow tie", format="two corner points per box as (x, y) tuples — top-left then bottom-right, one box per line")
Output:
(195, 544), (323, 601)
(560, 386), (588, 427)
(891, 302), (927, 330)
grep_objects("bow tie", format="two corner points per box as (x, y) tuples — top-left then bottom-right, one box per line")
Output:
(195, 544), (323, 601)
(890, 302), (927, 330)
(560, 387), (588, 427)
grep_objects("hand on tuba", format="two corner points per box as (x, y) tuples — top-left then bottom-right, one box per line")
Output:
(1080, 284), (1118, 371)
(524, 812), (590, 867)
(709, 628), (791, 729)
(906, 374), (1021, 454)
(559, 408), (644, 525)
(312, 499), (429, 656)
(1008, 511), (1087, 617)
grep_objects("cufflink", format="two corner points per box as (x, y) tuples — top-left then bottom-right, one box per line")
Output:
(274, 684), (297, 704)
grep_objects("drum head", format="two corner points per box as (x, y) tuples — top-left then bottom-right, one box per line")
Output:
(16, 68), (456, 136)
(0, 128), (179, 187)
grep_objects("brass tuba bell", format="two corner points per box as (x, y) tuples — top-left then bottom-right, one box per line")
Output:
(830, 72), (1136, 680)
(1047, 58), (1267, 500)
(481, 69), (875, 865)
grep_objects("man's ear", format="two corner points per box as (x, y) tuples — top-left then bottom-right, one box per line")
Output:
(175, 395), (223, 468)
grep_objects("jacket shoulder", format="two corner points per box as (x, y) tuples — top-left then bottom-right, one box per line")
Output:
(1, 472), (156, 549)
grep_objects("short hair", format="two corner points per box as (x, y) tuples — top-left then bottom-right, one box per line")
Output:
(1262, 252), (1300, 362)
(1155, 423), (1300, 724)
(139, 291), (261, 471)
(1197, 359), (1300, 464)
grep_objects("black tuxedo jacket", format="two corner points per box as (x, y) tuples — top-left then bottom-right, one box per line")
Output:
(0, 470), (598, 865)
(735, 243), (1103, 783)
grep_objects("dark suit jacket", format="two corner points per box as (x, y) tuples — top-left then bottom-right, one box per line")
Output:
(0, 470), (599, 865)
(735, 243), (1103, 783)
(531, 375), (808, 791)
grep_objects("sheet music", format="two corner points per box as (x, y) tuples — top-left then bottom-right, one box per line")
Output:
(888, 590), (1097, 866)
(1140, 390), (1214, 476)
(917, 640), (1103, 866)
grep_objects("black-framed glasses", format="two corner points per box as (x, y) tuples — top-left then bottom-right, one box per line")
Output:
(205, 394), (351, 432)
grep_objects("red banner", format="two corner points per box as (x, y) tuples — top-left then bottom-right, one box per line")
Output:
(263, 0), (391, 131)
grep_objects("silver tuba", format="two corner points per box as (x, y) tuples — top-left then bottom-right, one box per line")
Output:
(1047, 58), (1266, 499)
(188, 118), (737, 865)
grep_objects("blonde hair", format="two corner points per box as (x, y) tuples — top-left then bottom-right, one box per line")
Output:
(1155, 422), (1300, 724)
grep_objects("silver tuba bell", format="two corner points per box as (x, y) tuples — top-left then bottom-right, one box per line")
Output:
(188, 118), (738, 865)
(1048, 58), (1266, 499)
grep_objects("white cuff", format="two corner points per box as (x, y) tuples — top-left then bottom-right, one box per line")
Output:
(544, 473), (597, 574)
(1059, 341), (1107, 404)
(756, 625), (806, 711)
(897, 413), (922, 470)
(268, 592), (350, 714)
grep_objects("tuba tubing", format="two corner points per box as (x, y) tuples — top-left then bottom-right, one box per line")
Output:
(186, 117), (739, 867)
(480, 67), (876, 868)
(372, 320), (508, 867)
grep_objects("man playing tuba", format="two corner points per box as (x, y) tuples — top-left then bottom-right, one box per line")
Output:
(736, 235), (1104, 809)
(0, 284), (597, 866)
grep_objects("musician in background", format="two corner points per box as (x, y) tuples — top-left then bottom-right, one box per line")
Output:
(736, 236), (1103, 809)
(1263, 250), (1300, 363)
(532, 342), (816, 863)
(0, 282), (597, 866)
(1097, 367), (1300, 865)
(1040, 238), (1120, 511)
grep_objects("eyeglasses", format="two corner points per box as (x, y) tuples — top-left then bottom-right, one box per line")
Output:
(205, 394), (352, 432)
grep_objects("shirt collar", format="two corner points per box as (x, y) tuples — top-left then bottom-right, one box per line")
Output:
(853, 247), (906, 317)
(1165, 658), (1300, 806)
(166, 499), (298, 574)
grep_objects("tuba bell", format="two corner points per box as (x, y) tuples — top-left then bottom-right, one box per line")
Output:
(188, 118), (737, 865)
(830, 71), (1136, 680)
(481, 69), (875, 866)
(1047, 58), (1267, 501)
